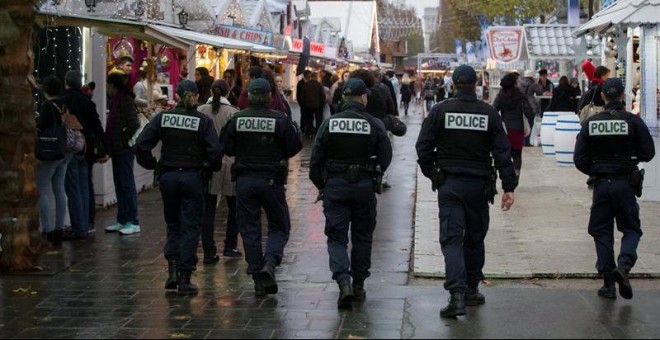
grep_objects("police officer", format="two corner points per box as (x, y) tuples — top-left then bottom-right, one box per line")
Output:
(221, 78), (302, 296)
(574, 78), (655, 300)
(415, 65), (517, 318)
(309, 78), (392, 308)
(136, 80), (223, 295)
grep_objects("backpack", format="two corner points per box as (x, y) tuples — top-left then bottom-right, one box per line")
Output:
(53, 103), (85, 153)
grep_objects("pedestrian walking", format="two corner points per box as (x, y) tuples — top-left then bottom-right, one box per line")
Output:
(400, 74), (413, 116)
(221, 78), (303, 297)
(546, 76), (577, 112)
(415, 65), (517, 318)
(492, 72), (534, 179)
(197, 79), (242, 264)
(573, 78), (655, 300)
(135, 80), (223, 295)
(309, 78), (392, 308)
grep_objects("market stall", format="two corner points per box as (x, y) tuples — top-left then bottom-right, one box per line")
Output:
(575, 0), (660, 201)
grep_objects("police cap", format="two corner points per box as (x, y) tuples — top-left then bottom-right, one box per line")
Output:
(452, 65), (477, 85)
(177, 80), (198, 98)
(248, 78), (271, 95)
(602, 77), (624, 98)
(343, 78), (372, 96)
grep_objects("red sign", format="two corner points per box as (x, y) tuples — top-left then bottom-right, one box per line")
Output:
(290, 39), (325, 57)
(216, 25), (273, 47)
(486, 27), (524, 63)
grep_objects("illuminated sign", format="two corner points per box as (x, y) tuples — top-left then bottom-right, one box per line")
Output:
(216, 25), (273, 47)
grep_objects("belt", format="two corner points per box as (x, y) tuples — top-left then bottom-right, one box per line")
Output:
(161, 166), (201, 173)
(596, 174), (629, 180)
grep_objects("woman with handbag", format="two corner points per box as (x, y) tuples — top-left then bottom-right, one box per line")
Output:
(493, 72), (534, 179)
(35, 76), (73, 246)
(578, 66), (610, 124)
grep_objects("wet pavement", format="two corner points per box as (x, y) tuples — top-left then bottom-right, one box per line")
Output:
(2, 103), (660, 339)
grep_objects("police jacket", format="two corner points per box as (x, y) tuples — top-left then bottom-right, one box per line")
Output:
(309, 101), (392, 190)
(574, 101), (655, 176)
(222, 105), (302, 182)
(135, 105), (223, 172)
(415, 89), (518, 192)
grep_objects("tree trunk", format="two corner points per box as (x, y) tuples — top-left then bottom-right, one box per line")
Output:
(0, 0), (49, 271)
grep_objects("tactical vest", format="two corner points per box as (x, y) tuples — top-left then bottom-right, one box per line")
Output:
(326, 110), (374, 168)
(587, 111), (636, 166)
(234, 109), (284, 167)
(159, 110), (205, 168)
(436, 111), (492, 170)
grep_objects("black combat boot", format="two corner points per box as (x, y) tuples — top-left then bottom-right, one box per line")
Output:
(177, 269), (198, 296)
(465, 287), (485, 306)
(613, 267), (633, 300)
(52, 229), (63, 247)
(353, 280), (366, 302)
(598, 272), (616, 299)
(258, 261), (278, 295)
(253, 275), (266, 297)
(165, 260), (178, 290)
(337, 278), (354, 309)
(440, 292), (466, 318)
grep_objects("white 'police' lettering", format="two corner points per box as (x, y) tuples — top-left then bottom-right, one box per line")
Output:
(236, 117), (276, 133)
(588, 120), (628, 136)
(162, 114), (200, 131)
(329, 118), (371, 135)
(445, 113), (488, 131)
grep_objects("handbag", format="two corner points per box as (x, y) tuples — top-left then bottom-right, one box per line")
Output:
(521, 99), (531, 137)
(128, 111), (150, 147)
(51, 102), (85, 153)
(579, 86), (604, 124)
(35, 104), (67, 161)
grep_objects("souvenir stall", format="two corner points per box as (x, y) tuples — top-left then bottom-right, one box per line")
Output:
(575, 0), (660, 201)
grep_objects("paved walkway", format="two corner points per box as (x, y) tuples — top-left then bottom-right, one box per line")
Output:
(1, 103), (659, 339)
(414, 117), (660, 279)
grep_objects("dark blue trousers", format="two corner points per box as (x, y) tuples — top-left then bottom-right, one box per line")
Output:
(159, 171), (205, 271)
(588, 178), (643, 274)
(437, 174), (490, 294)
(323, 178), (376, 283)
(236, 177), (291, 275)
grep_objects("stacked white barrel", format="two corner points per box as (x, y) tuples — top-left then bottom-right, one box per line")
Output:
(540, 112), (559, 156)
(554, 114), (581, 167)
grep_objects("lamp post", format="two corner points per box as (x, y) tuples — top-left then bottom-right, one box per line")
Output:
(85, 0), (96, 12)
(178, 9), (189, 27)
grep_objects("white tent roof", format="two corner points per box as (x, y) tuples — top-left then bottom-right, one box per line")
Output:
(307, 1), (378, 53)
(575, 0), (660, 35)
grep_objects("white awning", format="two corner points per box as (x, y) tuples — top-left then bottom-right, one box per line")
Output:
(35, 12), (191, 50)
(149, 25), (275, 52)
(574, 0), (660, 36)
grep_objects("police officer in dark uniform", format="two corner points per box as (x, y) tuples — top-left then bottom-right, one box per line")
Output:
(574, 78), (655, 300)
(309, 78), (392, 308)
(136, 80), (223, 295)
(221, 78), (303, 296)
(415, 65), (517, 318)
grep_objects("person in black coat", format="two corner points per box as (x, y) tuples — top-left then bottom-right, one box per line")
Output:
(547, 76), (578, 112)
